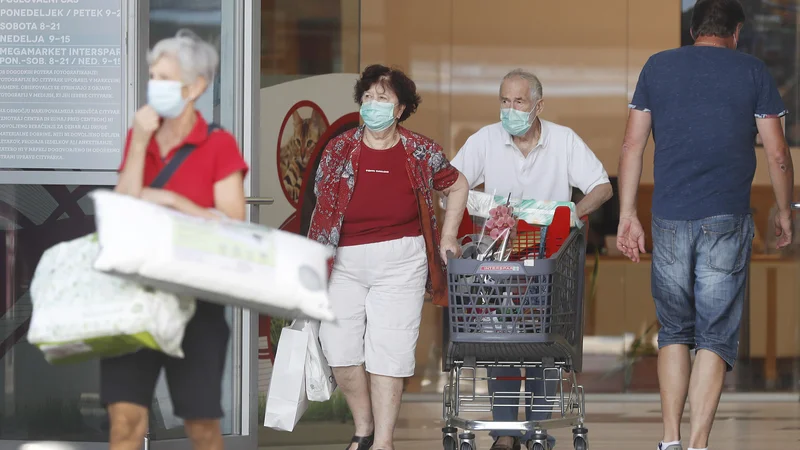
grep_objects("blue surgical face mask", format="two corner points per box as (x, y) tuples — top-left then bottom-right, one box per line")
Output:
(500, 106), (536, 136)
(360, 101), (396, 132)
(148, 80), (187, 118)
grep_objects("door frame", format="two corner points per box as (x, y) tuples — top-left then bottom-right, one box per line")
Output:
(150, 0), (260, 448)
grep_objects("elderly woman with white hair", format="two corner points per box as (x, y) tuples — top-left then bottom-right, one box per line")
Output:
(100, 29), (248, 450)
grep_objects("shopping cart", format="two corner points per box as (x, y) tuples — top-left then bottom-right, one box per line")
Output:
(441, 205), (588, 450)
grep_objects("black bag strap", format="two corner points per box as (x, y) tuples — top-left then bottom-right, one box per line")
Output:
(150, 123), (221, 188)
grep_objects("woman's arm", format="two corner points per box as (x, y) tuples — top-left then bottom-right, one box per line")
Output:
(138, 171), (244, 221)
(306, 139), (339, 240)
(116, 140), (148, 196)
(139, 188), (219, 220)
(438, 172), (469, 239)
(427, 142), (469, 261)
(116, 106), (160, 196)
(212, 171), (246, 221)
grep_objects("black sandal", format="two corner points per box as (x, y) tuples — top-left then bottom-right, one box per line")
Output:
(347, 433), (374, 450)
(490, 436), (521, 450)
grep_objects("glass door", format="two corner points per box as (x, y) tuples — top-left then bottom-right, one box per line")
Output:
(0, 0), (124, 447)
(256, 0), (361, 446)
(143, 0), (260, 449)
(0, 0), (259, 447)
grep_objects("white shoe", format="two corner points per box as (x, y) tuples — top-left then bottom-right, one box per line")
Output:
(658, 443), (682, 450)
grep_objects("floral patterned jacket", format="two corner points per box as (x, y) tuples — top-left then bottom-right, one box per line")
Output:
(308, 124), (459, 306)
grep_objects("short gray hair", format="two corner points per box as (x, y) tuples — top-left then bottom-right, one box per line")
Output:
(501, 69), (543, 102)
(147, 29), (219, 84)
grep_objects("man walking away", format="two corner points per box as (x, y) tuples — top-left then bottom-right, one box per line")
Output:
(615, 1), (794, 450)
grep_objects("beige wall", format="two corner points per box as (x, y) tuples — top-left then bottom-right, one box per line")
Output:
(360, 0), (791, 186)
(341, 0), (360, 72)
(360, 0), (679, 184)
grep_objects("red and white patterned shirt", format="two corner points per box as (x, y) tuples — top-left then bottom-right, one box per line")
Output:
(308, 124), (459, 306)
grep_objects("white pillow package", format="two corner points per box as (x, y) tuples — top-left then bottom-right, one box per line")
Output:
(466, 190), (582, 228)
(89, 190), (335, 322)
(27, 234), (196, 364)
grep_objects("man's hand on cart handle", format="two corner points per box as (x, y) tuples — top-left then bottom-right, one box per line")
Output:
(617, 215), (646, 263)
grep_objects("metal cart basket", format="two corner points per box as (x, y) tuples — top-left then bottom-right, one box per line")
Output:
(442, 207), (588, 450)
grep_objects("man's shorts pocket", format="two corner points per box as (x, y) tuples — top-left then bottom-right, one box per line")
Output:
(652, 216), (677, 265)
(701, 215), (752, 275)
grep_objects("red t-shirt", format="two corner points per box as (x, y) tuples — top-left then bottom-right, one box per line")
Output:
(339, 141), (422, 247)
(119, 112), (249, 208)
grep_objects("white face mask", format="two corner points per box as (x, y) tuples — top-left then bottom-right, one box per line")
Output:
(147, 80), (187, 118)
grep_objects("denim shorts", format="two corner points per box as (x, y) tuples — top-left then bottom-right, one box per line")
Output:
(650, 213), (754, 371)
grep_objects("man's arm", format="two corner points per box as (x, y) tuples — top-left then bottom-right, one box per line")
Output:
(575, 183), (612, 217)
(615, 109), (652, 262)
(567, 132), (613, 217)
(759, 118), (793, 213)
(751, 62), (793, 247)
(618, 109), (652, 218)
(757, 117), (794, 248)
(616, 60), (652, 262)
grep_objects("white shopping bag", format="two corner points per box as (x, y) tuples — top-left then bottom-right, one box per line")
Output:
(298, 320), (337, 402)
(264, 325), (309, 431)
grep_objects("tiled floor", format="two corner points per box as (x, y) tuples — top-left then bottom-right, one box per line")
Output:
(259, 400), (800, 449)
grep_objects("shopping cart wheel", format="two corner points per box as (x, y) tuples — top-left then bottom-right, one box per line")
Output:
(527, 432), (550, 450)
(442, 436), (458, 450)
(442, 427), (458, 450)
(458, 432), (476, 450)
(572, 427), (589, 450)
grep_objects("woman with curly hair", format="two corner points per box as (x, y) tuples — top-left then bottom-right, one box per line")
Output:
(308, 64), (468, 450)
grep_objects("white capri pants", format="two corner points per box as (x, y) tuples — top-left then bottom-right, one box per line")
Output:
(319, 235), (428, 378)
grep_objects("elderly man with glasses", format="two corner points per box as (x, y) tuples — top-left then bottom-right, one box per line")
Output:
(450, 68), (612, 450)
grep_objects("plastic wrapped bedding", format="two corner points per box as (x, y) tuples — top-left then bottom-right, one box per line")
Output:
(466, 190), (582, 228)
(28, 234), (195, 364)
(90, 190), (336, 322)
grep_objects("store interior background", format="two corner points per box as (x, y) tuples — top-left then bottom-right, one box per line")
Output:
(257, 0), (799, 446)
(0, 0), (797, 447)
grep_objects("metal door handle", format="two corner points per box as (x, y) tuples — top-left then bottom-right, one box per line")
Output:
(246, 197), (274, 206)
(792, 203), (800, 211)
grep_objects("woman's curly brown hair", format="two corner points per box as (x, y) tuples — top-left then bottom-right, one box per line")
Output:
(353, 64), (421, 123)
